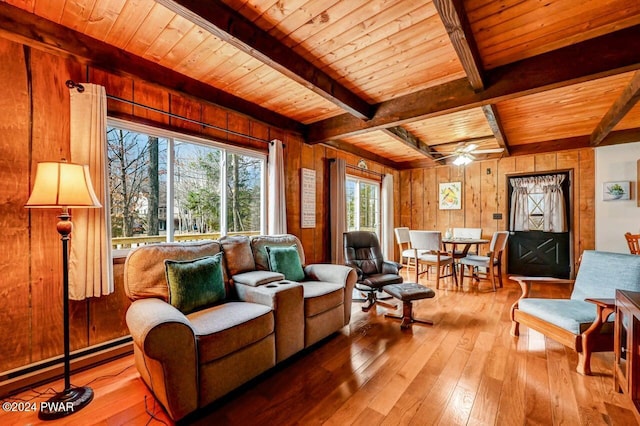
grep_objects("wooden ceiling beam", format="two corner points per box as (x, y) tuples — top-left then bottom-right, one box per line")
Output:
(508, 136), (591, 156)
(508, 128), (640, 156)
(307, 24), (640, 144)
(434, 0), (484, 91)
(155, 0), (373, 120)
(322, 141), (401, 170)
(599, 127), (640, 146)
(590, 71), (640, 146)
(381, 127), (441, 161)
(0, 2), (303, 133)
(481, 104), (510, 156)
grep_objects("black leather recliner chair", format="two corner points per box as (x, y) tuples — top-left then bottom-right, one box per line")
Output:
(343, 231), (404, 312)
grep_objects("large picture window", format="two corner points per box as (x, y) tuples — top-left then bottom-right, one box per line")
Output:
(107, 119), (265, 249)
(346, 176), (380, 235)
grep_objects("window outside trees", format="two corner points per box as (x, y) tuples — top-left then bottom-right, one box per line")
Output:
(107, 119), (265, 249)
(346, 176), (380, 235)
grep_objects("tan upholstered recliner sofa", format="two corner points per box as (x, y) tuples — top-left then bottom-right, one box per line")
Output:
(124, 234), (356, 421)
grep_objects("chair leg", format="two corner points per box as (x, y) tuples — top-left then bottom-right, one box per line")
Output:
(452, 263), (458, 287)
(361, 292), (376, 312)
(361, 291), (398, 312)
(577, 351), (592, 376)
(510, 320), (520, 337)
(577, 329), (596, 375)
(489, 265), (496, 291)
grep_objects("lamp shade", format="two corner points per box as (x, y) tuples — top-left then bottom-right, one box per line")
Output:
(25, 162), (102, 208)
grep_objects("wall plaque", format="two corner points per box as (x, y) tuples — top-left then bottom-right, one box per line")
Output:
(301, 168), (316, 228)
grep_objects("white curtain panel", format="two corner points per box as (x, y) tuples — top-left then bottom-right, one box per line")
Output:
(330, 158), (347, 264)
(509, 177), (534, 231)
(510, 175), (567, 233)
(267, 139), (287, 235)
(69, 84), (113, 299)
(381, 173), (394, 260)
(542, 174), (567, 232)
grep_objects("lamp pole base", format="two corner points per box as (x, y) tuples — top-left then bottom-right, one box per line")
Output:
(38, 386), (94, 420)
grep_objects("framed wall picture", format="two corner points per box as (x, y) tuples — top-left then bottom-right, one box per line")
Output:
(603, 181), (630, 201)
(439, 182), (462, 210)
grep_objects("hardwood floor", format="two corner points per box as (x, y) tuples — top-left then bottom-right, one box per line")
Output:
(1, 272), (638, 425)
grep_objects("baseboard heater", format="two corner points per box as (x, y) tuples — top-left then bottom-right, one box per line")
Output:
(0, 336), (133, 398)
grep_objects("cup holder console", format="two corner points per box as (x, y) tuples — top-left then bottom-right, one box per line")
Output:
(264, 280), (296, 289)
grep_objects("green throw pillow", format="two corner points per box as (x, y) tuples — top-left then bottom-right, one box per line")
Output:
(265, 245), (305, 282)
(165, 253), (226, 314)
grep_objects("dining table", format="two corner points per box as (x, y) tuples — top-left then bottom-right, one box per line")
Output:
(441, 237), (490, 285)
(441, 237), (490, 257)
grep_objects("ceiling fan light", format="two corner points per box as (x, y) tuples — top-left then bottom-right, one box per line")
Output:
(453, 154), (472, 166)
(452, 154), (473, 166)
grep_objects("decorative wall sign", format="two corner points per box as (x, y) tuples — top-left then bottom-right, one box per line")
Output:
(301, 168), (316, 228)
(439, 182), (462, 210)
(603, 181), (630, 201)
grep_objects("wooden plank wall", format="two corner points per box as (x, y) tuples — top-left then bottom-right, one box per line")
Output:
(283, 142), (400, 263)
(0, 35), (399, 376)
(398, 150), (595, 274)
(0, 33), (594, 379)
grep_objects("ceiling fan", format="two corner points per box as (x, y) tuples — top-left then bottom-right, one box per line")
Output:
(431, 142), (504, 165)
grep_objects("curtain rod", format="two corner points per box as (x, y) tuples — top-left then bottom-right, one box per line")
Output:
(65, 80), (273, 145)
(329, 158), (385, 179)
(346, 164), (385, 179)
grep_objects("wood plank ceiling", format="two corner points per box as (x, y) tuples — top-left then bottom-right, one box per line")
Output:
(3, 0), (640, 168)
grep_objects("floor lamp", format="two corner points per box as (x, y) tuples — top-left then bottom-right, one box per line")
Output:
(25, 161), (102, 420)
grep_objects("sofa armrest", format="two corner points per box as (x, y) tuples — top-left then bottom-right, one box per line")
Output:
(126, 298), (198, 421)
(304, 264), (355, 285)
(235, 282), (304, 362)
(510, 276), (575, 300)
(304, 264), (357, 325)
(382, 260), (403, 274)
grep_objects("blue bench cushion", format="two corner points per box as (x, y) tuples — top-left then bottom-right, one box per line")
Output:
(518, 298), (613, 334)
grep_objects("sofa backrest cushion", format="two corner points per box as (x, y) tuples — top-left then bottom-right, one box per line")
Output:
(219, 235), (256, 276)
(571, 250), (640, 301)
(124, 240), (222, 301)
(265, 245), (305, 281)
(251, 234), (306, 271)
(165, 253), (226, 314)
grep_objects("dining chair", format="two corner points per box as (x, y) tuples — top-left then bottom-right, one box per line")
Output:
(625, 232), (640, 255)
(409, 230), (456, 289)
(394, 227), (426, 272)
(458, 231), (509, 291)
(452, 227), (482, 255)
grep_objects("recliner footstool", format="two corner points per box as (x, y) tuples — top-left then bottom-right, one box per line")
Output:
(383, 282), (435, 329)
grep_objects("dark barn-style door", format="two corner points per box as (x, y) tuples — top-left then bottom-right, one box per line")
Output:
(507, 171), (572, 279)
